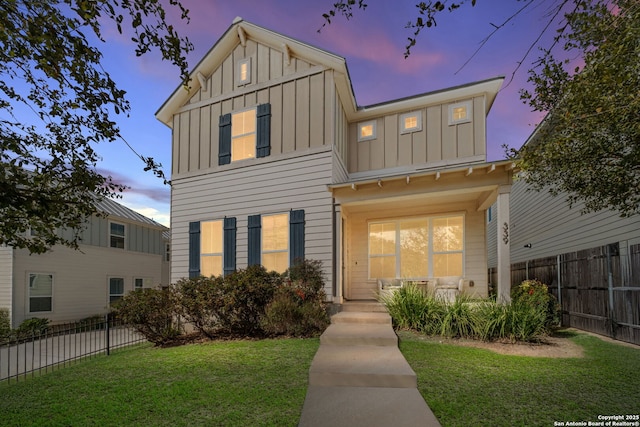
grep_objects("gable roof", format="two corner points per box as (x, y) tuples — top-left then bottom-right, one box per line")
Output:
(156, 18), (504, 126)
(96, 197), (167, 230)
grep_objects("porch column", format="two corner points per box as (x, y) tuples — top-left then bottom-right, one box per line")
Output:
(496, 185), (511, 303)
(333, 203), (344, 303)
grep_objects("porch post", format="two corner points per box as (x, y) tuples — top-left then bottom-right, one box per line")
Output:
(333, 203), (344, 303)
(496, 185), (511, 303)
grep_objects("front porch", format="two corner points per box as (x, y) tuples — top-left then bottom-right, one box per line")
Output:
(329, 161), (514, 304)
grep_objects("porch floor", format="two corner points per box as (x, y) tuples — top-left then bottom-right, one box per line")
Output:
(298, 304), (441, 426)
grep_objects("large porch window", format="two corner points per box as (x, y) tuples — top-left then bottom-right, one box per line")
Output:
(368, 215), (463, 279)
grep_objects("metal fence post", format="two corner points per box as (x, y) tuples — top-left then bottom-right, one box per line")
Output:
(105, 313), (110, 356)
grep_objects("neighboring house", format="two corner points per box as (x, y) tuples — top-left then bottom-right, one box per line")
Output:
(156, 18), (515, 303)
(0, 197), (170, 328)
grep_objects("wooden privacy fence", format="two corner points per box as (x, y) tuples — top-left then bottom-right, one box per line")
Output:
(489, 242), (640, 346)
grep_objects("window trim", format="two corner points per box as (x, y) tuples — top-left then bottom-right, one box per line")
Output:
(367, 214), (465, 280)
(236, 57), (251, 86)
(108, 277), (125, 305)
(109, 221), (126, 250)
(448, 100), (473, 126)
(357, 120), (377, 142)
(400, 111), (422, 134)
(28, 272), (53, 314)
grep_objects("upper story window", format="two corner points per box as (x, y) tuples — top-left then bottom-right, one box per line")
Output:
(201, 220), (223, 278)
(165, 243), (171, 262)
(109, 222), (125, 249)
(448, 101), (473, 125)
(400, 112), (422, 134)
(219, 104), (271, 166)
(357, 120), (377, 142)
(236, 58), (251, 86)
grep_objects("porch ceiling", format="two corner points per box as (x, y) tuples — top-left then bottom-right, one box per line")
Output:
(329, 160), (515, 213)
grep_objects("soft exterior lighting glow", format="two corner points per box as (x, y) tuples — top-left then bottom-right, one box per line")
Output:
(240, 62), (249, 82)
(452, 106), (467, 121)
(404, 116), (417, 129)
(360, 124), (373, 138)
(231, 109), (256, 161)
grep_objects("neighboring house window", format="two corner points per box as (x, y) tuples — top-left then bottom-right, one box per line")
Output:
(28, 273), (53, 313)
(134, 278), (152, 290)
(368, 215), (464, 279)
(248, 210), (305, 273)
(165, 243), (171, 262)
(236, 58), (251, 86)
(110, 222), (125, 249)
(400, 112), (422, 134)
(218, 104), (271, 165)
(109, 277), (125, 304)
(188, 217), (237, 278)
(357, 120), (377, 142)
(487, 206), (493, 223)
(448, 101), (473, 125)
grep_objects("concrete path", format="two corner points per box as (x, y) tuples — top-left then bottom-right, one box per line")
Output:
(299, 302), (441, 426)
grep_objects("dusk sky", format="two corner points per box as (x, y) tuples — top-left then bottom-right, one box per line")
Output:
(93, 0), (560, 227)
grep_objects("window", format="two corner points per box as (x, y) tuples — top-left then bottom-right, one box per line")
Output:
(165, 243), (171, 262)
(134, 278), (152, 290)
(201, 220), (223, 278)
(29, 273), (53, 313)
(236, 58), (251, 85)
(109, 278), (124, 304)
(368, 215), (463, 279)
(189, 218), (237, 278)
(110, 222), (125, 249)
(262, 213), (289, 273)
(448, 101), (473, 125)
(247, 210), (304, 273)
(231, 109), (256, 162)
(219, 104), (271, 165)
(400, 112), (422, 134)
(357, 120), (377, 142)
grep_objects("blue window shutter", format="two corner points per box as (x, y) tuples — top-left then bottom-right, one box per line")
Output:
(188, 221), (201, 278)
(247, 215), (261, 266)
(289, 210), (305, 266)
(256, 103), (271, 158)
(223, 217), (237, 276)
(218, 113), (232, 165)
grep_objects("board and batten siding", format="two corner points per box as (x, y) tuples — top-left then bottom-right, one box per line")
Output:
(172, 38), (339, 176)
(0, 246), (13, 325)
(344, 201), (488, 300)
(11, 245), (164, 325)
(348, 96), (486, 174)
(171, 147), (335, 295)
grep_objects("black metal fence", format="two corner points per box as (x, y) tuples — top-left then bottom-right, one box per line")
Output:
(0, 315), (145, 384)
(489, 242), (640, 345)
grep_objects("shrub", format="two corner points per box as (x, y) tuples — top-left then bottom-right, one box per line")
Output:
(379, 284), (444, 333)
(512, 279), (560, 329)
(0, 308), (11, 340)
(471, 300), (511, 341)
(261, 260), (329, 337)
(112, 287), (182, 346)
(439, 295), (475, 338)
(174, 275), (225, 338)
(16, 317), (49, 337)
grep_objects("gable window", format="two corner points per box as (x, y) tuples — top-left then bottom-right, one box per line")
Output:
(236, 58), (251, 86)
(400, 112), (422, 134)
(109, 277), (125, 304)
(248, 210), (305, 273)
(357, 120), (377, 142)
(110, 222), (125, 249)
(201, 220), (224, 278)
(29, 273), (53, 313)
(188, 218), (237, 278)
(134, 277), (152, 290)
(448, 101), (473, 125)
(219, 104), (271, 165)
(368, 215), (464, 279)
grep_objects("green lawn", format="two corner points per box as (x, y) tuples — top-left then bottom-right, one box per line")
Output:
(0, 338), (319, 427)
(400, 329), (640, 427)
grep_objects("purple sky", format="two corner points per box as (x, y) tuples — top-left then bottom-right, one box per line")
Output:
(95, 0), (559, 226)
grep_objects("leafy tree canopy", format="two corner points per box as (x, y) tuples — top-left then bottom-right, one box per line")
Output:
(323, 0), (640, 217)
(0, 0), (193, 253)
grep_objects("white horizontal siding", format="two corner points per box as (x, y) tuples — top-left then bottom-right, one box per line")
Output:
(171, 149), (335, 296)
(0, 246), (13, 326)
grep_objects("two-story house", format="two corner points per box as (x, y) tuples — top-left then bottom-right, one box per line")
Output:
(0, 197), (170, 327)
(156, 18), (515, 304)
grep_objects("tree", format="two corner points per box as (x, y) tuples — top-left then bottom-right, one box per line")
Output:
(518, 0), (640, 216)
(0, 0), (193, 254)
(323, 0), (640, 217)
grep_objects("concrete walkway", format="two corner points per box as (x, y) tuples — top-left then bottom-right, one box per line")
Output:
(298, 302), (441, 426)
